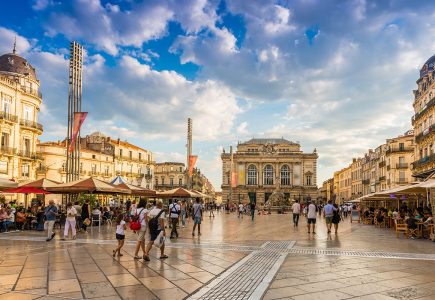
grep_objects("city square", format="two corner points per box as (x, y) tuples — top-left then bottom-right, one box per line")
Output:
(1, 212), (435, 300)
(1, 0), (435, 300)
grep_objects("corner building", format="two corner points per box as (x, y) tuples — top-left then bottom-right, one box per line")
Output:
(0, 48), (43, 184)
(221, 138), (318, 204)
(412, 55), (435, 178)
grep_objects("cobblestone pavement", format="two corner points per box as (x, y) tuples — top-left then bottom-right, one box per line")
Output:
(0, 212), (434, 299)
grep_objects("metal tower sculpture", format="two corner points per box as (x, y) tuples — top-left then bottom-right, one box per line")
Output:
(66, 41), (83, 182)
(186, 118), (192, 189)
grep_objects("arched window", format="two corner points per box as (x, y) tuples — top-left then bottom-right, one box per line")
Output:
(247, 165), (257, 185)
(281, 165), (291, 186)
(263, 165), (274, 185)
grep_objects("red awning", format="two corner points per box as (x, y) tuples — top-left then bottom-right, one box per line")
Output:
(4, 186), (51, 194)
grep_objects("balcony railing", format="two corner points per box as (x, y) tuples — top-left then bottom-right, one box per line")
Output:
(0, 146), (16, 156)
(396, 163), (408, 169)
(387, 165), (391, 171)
(362, 179), (370, 185)
(397, 178), (408, 184)
(155, 184), (186, 189)
(0, 112), (18, 123)
(18, 150), (42, 160)
(379, 176), (386, 181)
(378, 161), (386, 168)
(386, 147), (414, 154)
(36, 166), (48, 173)
(20, 86), (42, 98)
(412, 153), (435, 169)
(415, 123), (435, 143)
(20, 119), (43, 132)
(412, 95), (435, 125)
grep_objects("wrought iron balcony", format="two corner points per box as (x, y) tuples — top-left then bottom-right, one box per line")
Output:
(412, 153), (435, 169)
(20, 86), (42, 98)
(0, 146), (16, 156)
(386, 147), (414, 154)
(397, 178), (408, 184)
(378, 161), (386, 168)
(0, 112), (18, 123)
(18, 150), (42, 160)
(362, 179), (370, 185)
(379, 176), (386, 181)
(20, 119), (43, 132)
(396, 163), (408, 169)
(412, 96), (435, 125)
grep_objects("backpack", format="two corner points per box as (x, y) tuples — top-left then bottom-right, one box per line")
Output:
(148, 210), (164, 234)
(129, 208), (144, 231)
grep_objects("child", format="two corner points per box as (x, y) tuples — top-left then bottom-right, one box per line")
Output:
(113, 214), (126, 257)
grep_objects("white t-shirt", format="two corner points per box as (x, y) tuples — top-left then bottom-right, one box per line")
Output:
(116, 220), (126, 235)
(148, 208), (165, 230)
(292, 203), (301, 214)
(239, 204), (244, 212)
(66, 207), (77, 221)
(135, 207), (148, 226)
(307, 204), (317, 219)
(169, 203), (181, 218)
(192, 203), (202, 218)
(130, 203), (137, 216)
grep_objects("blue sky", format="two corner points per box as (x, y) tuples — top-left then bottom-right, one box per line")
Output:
(1, 0), (435, 190)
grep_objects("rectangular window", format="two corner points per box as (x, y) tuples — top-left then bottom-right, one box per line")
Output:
(91, 164), (97, 174)
(0, 161), (7, 174)
(399, 156), (405, 164)
(399, 143), (404, 151)
(399, 171), (405, 182)
(170, 177), (174, 187)
(306, 175), (312, 186)
(119, 149), (123, 157)
(179, 178), (183, 186)
(21, 164), (29, 177)
(23, 138), (30, 154)
(139, 153), (142, 161)
(23, 105), (33, 121)
(2, 95), (11, 114)
(129, 151), (132, 159)
(161, 177), (165, 185)
(155, 178), (158, 186)
(105, 166), (109, 176)
(1, 132), (9, 149)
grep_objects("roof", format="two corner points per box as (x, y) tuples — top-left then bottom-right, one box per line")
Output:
(242, 138), (297, 145)
(0, 53), (37, 81)
(420, 54), (435, 78)
(109, 138), (148, 153)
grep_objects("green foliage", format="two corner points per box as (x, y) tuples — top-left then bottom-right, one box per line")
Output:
(78, 194), (99, 208)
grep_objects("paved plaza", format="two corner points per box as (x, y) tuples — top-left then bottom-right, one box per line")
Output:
(0, 212), (435, 300)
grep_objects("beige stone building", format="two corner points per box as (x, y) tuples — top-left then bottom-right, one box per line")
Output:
(221, 138), (318, 204)
(412, 55), (435, 179)
(337, 165), (351, 204)
(0, 48), (43, 187)
(386, 131), (415, 188)
(37, 132), (155, 188)
(154, 162), (186, 191)
(350, 158), (362, 200)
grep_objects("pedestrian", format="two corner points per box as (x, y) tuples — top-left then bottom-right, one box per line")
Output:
(63, 202), (77, 240)
(144, 199), (168, 261)
(192, 198), (203, 236)
(292, 200), (301, 227)
(332, 203), (341, 234)
(73, 201), (82, 232)
(323, 200), (337, 234)
(113, 214), (126, 257)
(343, 205), (348, 218)
(44, 200), (58, 241)
(250, 201), (256, 221)
(129, 200), (137, 221)
(81, 199), (91, 233)
(133, 199), (148, 260)
(209, 201), (215, 218)
(307, 201), (317, 234)
(180, 201), (187, 227)
(238, 202), (244, 218)
(169, 199), (180, 239)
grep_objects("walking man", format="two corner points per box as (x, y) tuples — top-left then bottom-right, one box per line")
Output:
(324, 200), (337, 234)
(238, 202), (244, 219)
(44, 200), (58, 241)
(169, 199), (180, 239)
(292, 200), (301, 227)
(192, 198), (203, 236)
(307, 201), (317, 234)
(250, 201), (256, 221)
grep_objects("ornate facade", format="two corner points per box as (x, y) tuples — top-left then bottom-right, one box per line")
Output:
(0, 48), (43, 185)
(221, 138), (318, 205)
(412, 55), (435, 178)
(37, 132), (155, 188)
(154, 162), (186, 191)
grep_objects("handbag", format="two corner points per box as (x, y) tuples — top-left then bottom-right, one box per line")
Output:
(130, 209), (144, 231)
(154, 231), (165, 248)
(83, 218), (91, 226)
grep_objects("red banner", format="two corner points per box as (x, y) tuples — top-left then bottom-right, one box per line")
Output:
(188, 155), (198, 176)
(231, 171), (237, 188)
(68, 112), (88, 153)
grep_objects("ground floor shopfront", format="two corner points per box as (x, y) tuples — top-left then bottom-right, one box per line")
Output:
(221, 185), (319, 205)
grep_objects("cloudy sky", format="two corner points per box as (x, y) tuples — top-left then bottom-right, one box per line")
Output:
(1, 0), (434, 190)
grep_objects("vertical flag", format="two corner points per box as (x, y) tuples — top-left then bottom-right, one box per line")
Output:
(68, 112), (88, 153)
(188, 155), (198, 176)
(231, 171), (238, 188)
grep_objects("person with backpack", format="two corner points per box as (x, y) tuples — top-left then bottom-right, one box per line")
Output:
(133, 199), (148, 260)
(169, 199), (181, 239)
(144, 199), (167, 261)
(192, 198), (203, 237)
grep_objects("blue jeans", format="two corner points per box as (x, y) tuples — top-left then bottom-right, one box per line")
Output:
(3, 221), (12, 232)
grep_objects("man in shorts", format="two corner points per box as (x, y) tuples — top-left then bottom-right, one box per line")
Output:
(307, 201), (317, 234)
(192, 198), (203, 237)
(324, 200), (337, 233)
(292, 200), (301, 227)
(143, 199), (167, 261)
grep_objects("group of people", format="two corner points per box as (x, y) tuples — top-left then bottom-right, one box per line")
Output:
(292, 200), (342, 234)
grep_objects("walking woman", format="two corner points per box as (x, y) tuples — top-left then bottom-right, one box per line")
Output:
(81, 199), (91, 233)
(180, 201), (186, 228)
(332, 203), (341, 234)
(63, 202), (77, 240)
(133, 199), (148, 259)
(113, 214), (126, 257)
